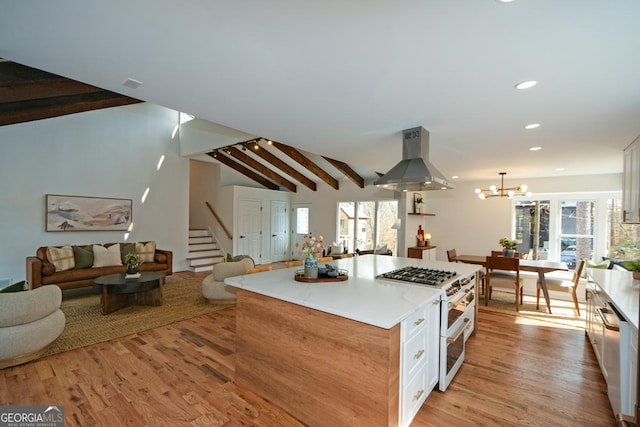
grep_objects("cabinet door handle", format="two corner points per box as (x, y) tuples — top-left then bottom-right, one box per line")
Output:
(414, 349), (425, 360)
(414, 318), (425, 327)
(413, 389), (425, 401)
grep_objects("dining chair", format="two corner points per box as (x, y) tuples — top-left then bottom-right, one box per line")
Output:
(316, 256), (333, 263)
(485, 255), (523, 311)
(446, 249), (457, 262)
(285, 260), (304, 268)
(537, 259), (585, 315)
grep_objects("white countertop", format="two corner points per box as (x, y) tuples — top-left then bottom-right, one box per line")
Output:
(587, 268), (640, 330)
(224, 255), (482, 329)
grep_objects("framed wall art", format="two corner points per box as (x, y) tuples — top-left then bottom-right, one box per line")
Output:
(46, 194), (132, 232)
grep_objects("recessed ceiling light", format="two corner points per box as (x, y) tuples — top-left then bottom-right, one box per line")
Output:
(496, 0), (515, 3)
(452, 175), (459, 179)
(529, 146), (542, 151)
(556, 168), (565, 171)
(515, 80), (537, 90)
(524, 123), (541, 130)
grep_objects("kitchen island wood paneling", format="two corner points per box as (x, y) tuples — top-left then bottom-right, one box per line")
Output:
(225, 255), (481, 427)
(235, 289), (401, 427)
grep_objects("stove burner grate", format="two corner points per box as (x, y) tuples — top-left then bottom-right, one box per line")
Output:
(377, 266), (457, 287)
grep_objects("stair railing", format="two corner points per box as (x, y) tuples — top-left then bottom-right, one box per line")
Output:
(205, 201), (232, 240)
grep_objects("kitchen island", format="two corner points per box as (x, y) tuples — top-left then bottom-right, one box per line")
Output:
(225, 255), (481, 427)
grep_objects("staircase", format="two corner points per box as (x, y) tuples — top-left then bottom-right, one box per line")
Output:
(187, 228), (225, 272)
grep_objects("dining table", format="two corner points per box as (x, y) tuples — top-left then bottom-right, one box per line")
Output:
(452, 254), (569, 314)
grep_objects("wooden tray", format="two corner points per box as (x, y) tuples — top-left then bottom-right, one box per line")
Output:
(294, 269), (348, 283)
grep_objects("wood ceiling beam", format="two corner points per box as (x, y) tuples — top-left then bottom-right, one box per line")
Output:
(0, 77), (102, 103)
(0, 60), (141, 126)
(207, 151), (279, 191)
(227, 147), (297, 192)
(271, 141), (339, 190)
(0, 92), (142, 126)
(322, 156), (365, 188)
(250, 144), (317, 191)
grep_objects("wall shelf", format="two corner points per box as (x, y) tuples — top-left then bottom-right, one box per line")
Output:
(408, 213), (435, 216)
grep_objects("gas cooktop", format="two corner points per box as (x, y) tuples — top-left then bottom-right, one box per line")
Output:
(376, 266), (457, 287)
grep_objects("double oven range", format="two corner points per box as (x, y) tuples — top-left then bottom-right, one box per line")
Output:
(377, 266), (476, 391)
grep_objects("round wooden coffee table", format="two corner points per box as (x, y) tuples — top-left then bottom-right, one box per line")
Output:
(92, 271), (166, 314)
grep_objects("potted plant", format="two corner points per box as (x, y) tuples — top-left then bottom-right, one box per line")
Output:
(414, 193), (424, 214)
(499, 237), (518, 258)
(124, 252), (144, 274)
(622, 259), (640, 280)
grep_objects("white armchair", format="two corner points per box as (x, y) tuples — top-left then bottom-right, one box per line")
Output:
(202, 258), (255, 303)
(0, 285), (65, 369)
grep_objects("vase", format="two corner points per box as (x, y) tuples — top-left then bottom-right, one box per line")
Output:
(126, 263), (139, 274)
(503, 249), (515, 258)
(304, 256), (318, 279)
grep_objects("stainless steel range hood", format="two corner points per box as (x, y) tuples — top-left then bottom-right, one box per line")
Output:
(373, 127), (454, 192)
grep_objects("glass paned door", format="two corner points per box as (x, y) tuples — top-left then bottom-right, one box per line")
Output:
(559, 200), (595, 269)
(515, 200), (550, 260)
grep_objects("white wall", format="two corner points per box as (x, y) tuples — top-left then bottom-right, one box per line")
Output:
(0, 103), (190, 285)
(420, 174), (622, 260)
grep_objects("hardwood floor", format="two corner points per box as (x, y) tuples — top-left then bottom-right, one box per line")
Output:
(0, 271), (615, 426)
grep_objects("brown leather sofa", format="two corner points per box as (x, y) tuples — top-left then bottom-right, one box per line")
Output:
(26, 243), (172, 291)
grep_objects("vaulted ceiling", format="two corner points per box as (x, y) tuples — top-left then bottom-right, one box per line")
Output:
(1, 1), (639, 185)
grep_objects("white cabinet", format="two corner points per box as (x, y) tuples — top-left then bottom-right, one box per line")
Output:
(399, 294), (441, 427)
(623, 136), (640, 223)
(586, 281), (606, 374)
(621, 323), (638, 417)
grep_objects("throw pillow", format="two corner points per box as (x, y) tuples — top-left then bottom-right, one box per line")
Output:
(46, 245), (75, 272)
(330, 242), (344, 256)
(135, 241), (156, 263)
(93, 243), (123, 267)
(582, 259), (610, 278)
(120, 243), (136, 264)
(73, 245), (94, 269)
(154, 253), (167, 263)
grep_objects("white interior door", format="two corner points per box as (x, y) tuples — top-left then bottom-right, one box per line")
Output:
(238, 199), (262, 263)
(291, 203), (311, 260)
(270, 201), (288, 262)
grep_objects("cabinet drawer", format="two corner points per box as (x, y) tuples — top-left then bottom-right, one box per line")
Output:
(402, 307), (427, 340)
(403, 328), (427, 380)
(401, 364), (427, 425)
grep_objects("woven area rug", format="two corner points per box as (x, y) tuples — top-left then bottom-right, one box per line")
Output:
(479, 291), (586, 330)
(44, 277), (231, 357)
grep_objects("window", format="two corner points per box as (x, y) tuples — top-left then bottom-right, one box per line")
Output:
(338, 200), (398, 254)
(608, 198), (640, 260)
(514, 193), (612, 270)
(295, 207), (309, 234)
(559, 201), (595, 269)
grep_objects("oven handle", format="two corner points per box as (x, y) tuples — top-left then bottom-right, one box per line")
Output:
(448, 287), (472, 307)
(596, 307), (620, 332)
(447, 318), (470, 344)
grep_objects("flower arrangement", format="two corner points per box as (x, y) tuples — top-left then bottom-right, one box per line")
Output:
(124, 252), (144, 266)
(299, 234), (325, 258)
(498, 237), (518, 250)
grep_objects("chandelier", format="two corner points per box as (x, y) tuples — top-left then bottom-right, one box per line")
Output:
(475, 172), (532, 200)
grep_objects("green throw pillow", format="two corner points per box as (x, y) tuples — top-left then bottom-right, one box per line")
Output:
(0, 281), (26, 293)
(120, 243), (136, 264)
(582, 259), (610, 278)
(73, 245), (94, 269)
